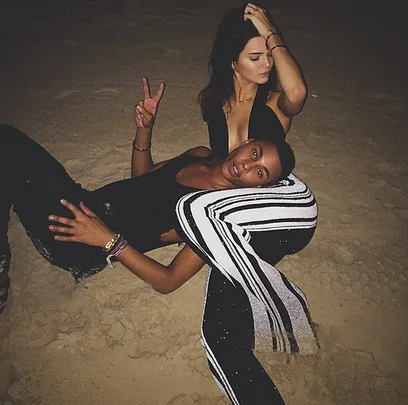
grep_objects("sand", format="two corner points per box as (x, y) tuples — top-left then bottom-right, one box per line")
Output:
(0, 0), (407, 404)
